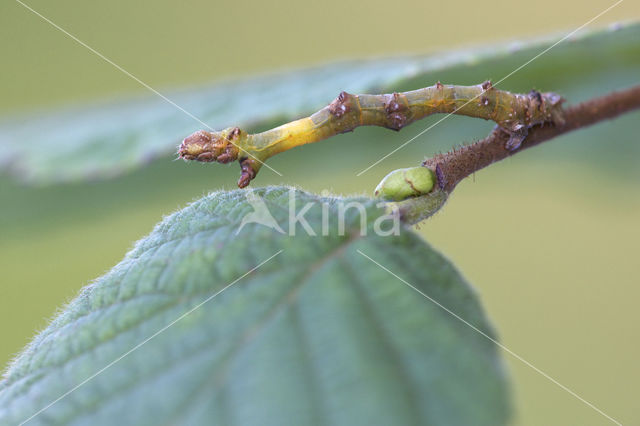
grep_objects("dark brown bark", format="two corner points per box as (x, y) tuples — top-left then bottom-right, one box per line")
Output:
(423, 85), (640, 192)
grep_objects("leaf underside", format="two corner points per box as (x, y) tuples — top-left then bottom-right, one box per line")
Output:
(0, 188), (510, 425)
(0, 23), (638, 184)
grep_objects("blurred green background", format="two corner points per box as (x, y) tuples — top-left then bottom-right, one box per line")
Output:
(1, 0), (639, 425)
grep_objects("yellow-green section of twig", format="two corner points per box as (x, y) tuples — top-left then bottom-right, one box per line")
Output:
(179, 82), (564, 187)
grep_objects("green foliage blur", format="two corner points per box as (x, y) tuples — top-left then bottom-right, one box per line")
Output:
(1, 1), (639, 425)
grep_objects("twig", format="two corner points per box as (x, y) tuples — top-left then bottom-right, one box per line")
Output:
(393, 84), (640, 224)
(423, 85), (640, 193)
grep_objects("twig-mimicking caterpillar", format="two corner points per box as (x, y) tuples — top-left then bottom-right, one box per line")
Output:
(179, 82), (564, 188)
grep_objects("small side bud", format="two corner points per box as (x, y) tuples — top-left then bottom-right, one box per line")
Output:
(237, 158), (259, 188)
(374, 166), (436, 201)
(328, 91), (354, 118)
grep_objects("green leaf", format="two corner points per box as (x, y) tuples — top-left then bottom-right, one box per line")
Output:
(0, 23), (638, 184)
(0, 187), (510, 425)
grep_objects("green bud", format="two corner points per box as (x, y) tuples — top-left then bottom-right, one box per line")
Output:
(374, 167), (436, 201)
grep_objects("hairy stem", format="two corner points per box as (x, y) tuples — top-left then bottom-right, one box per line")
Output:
(423, 84), (640, 192)
(394, 84), (640, 224)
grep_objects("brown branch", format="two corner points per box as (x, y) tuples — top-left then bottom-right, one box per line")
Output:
(423, 85), (640, 192)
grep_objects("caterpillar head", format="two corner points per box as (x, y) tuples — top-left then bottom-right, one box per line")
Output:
(178, 127), (244, 164)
